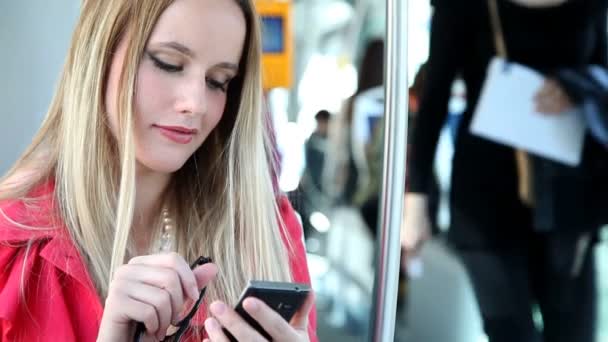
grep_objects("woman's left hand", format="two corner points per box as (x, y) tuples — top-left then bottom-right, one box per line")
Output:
(204, 293), (314, 342)
(535, 78), (575, 114)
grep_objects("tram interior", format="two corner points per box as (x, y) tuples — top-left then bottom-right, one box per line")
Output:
(1, 1), (608, 341)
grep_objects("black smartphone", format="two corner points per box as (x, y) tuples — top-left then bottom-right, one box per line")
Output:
(223, 280), (311, 341)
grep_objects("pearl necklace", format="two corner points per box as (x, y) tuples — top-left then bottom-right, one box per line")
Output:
(158, 207), (175, 253)
(158, 208), (181, 337)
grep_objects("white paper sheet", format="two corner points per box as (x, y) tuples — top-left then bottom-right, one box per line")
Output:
(470, 58), (586, 166)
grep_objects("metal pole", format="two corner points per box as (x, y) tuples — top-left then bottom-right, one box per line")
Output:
(372, 0), (408, 340)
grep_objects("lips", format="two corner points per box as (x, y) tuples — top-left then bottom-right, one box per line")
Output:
(154, 125), (198, 144)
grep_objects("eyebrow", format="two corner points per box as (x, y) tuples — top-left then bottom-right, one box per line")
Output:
(157, 41), (239, 72)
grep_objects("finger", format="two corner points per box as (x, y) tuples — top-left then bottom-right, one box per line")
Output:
(209, 301), (265, 342)
(540, 98), (564, 114)
(535, 79), (564, 109)
(534, 86), (547, 101)
(547, 81), (564, 99)
(535, 85), (555, 110)
(289, 292), (315, 330)
(402, 227), (425, 257)
(534, 81), (552, 100)
(124, 280), (173, 340)
(557, 95), (574, 111)
(403, 240), (421, 258)
(242, 297), (296, 340)
(407, 233), (428, 259)
(129, 253), (199, 301)
(536, 100), (551, 114)
(400, 223), (418, 251)
(111, 294), (160, 339)
(544, 81), (574, 112)
(544, 87), (562, 109)
(536, 96), (560, 115)
(141, 332), (158, 342)
(547, 101), (562, 114)
(204, 317), (231, 342)
(193, 263), (219, 290)
(405, 246), (421, 261)
(118, 264), (185, 323)
(289, 292), (315, 329)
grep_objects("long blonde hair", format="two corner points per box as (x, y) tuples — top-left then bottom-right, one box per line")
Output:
(0, 0), (292, 304)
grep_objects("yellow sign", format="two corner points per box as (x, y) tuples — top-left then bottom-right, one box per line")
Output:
(255, 0), (293, 90)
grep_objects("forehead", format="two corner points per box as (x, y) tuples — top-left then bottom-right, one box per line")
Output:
(149, 0), (247, 65)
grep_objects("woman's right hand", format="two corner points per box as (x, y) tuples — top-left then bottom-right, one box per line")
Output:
(97, 252), (218, 342)
(400, 193), (431, 259)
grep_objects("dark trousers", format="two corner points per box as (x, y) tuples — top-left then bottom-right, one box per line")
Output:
(457, 232), (597, 342)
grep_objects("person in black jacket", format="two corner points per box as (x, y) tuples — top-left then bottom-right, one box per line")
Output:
(401, 0), (608, 341)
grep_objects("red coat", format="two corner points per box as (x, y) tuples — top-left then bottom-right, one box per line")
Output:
(0, 182), (318, 341)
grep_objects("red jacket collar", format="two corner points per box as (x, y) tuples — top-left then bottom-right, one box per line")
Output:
(0, 181), (99, 298)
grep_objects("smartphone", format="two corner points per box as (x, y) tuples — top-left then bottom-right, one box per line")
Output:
(223, 280), (311, 341)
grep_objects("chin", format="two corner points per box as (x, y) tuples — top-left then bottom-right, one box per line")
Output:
(138, 156), (189, 174)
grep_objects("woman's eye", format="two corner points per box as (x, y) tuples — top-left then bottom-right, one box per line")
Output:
(206, 78), (228, 92)
(148, 53), (183, 73)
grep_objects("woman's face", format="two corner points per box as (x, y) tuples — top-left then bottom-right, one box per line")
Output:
(105, 0), (246, 174)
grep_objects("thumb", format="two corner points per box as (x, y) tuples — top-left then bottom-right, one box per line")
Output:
(289, 291), (315, 331)
(193, 263), (218, 289)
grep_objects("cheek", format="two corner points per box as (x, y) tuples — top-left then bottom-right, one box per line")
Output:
(200, 94), (227, 137)
(208, 95), (227, 124)
(134, 66), (174, 121)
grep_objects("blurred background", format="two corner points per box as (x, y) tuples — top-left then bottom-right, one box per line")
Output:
(1, 1), (607, 341)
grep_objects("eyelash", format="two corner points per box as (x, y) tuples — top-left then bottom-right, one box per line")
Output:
(206, 78), (228, 92)
(148, 52), (229, 92)
(149, 53), (182, 72)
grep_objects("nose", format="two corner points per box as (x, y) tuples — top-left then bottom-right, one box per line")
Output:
(174, 77), (207, 116)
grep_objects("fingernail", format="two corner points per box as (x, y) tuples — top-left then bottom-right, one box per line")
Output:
(244, 298), (258, 311)
(205, 318), (220, 332)
(211, 302), (226, 315)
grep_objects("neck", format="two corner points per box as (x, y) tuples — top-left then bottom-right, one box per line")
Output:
(132, 162), (172, 252)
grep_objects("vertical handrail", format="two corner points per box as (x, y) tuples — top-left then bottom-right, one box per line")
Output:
(372, 0), (409, 340)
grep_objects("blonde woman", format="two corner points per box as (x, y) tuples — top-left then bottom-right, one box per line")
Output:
(0, 0), (317, 341)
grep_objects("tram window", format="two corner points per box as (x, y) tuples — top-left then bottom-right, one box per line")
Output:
(261, 16), (284, 53)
